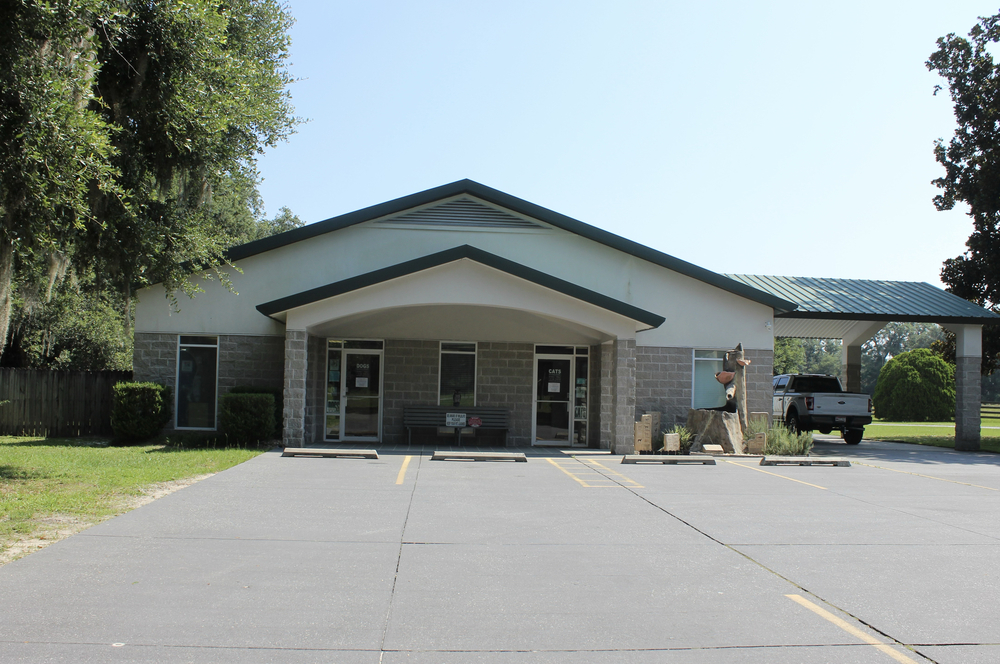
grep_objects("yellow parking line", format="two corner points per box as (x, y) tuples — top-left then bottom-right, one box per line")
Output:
(725, 461), (827, 490)
(395, 455), (412, 485)
(853, 462), (998, 491)
(786, 594), (919, 663)
(583, 458), (644, 488)
(547, 458), (590, 486)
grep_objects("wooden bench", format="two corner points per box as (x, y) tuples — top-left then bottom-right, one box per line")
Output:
(403, 405), (510, 446)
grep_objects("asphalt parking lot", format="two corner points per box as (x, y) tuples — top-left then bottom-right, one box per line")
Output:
(2, 438), (999, 663)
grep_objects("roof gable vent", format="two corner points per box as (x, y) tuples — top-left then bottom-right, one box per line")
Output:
(374, 197), (545, 230)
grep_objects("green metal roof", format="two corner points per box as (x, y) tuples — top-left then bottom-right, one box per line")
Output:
(257, 245), (667, 329)
(229, 180), (798, 313)
(726, 274), (1000, 324)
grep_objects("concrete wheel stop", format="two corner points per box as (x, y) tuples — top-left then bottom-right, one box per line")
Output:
(282, 448), (379, 459)
(431, 451), (527, 462)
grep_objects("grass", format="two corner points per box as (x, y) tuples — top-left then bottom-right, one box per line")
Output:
(864, 417), (1000, 452)
(0, 436), (263, 562)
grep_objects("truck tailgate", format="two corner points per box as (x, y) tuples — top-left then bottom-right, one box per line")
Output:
(812, 393), (869, 417)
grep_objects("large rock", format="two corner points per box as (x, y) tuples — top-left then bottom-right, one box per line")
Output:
(686, 408), (745, 454)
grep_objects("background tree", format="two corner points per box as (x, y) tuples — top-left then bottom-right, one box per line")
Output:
(0, 0), (120, 355)
(927, 13), (1000, 375)
(872, 349), (955, 421)
(860, 323), (944, 396)
(773, 338), (806, 374)
(0, 0), (299, 366)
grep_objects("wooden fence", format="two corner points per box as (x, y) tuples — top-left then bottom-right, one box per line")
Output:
(0, 368), (133, 437)
(984, 403), (1000, 419)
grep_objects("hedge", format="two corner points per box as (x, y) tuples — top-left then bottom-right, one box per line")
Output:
(219, 392), (276, 445)
(111, 382), (173, 442)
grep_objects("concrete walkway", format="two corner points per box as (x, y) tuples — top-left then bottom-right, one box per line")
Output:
(2, 439), (999, 662)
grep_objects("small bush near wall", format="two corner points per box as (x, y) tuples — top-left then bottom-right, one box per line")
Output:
(229, 387), (282, 437)
(111, 382), (172, 443)
(219, 393), (275, 445)
(764, 424), (813, 456)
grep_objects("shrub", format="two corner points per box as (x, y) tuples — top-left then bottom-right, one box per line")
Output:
(668, 424), (693, 454)
(764, 424), (813, 456)
(111, 382), (172, 442)
(229, 386), (282, 437)
(873, 349), (955, 421)
(743, 415), (769, 441)
(219, 392), (275, 445)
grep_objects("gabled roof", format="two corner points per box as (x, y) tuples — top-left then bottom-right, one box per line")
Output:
(256, 245), (667, 329)
(726, 274), (1000, 324)
(230, 180), (798, 313)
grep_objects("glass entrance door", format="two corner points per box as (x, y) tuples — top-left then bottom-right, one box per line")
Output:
(326, 340), (383, 442)
(533, 346), (589, 447)
(344, 352), (380, 439)
(535, 357), (571, 445)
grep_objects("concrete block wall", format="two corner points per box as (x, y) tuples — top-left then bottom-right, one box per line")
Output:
(305, 334), (325, 444)
(477, 342), (534, 446)
(382, 340), (439, 444)
(283, 330), (307, 447)
(588, 345), (601, 447)
(133, 333), (178, 389)
(632, 346), (774, 434)
(134, 333), (285, 432)
(955, 355), (982, 449)
(743, 348), (774, 422)
(634, 346), (693, 430)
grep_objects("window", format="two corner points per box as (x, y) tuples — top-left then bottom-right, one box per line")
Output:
(692, 349), (727, 409)
(176, 336), (218, 429)
(439, 342), (476, 407)
(773, 375), (789, 392)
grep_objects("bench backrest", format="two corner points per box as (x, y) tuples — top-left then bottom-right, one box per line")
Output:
(403, 405), (509, 427)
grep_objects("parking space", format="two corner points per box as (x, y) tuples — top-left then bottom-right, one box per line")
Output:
(1, 441), (998, 662)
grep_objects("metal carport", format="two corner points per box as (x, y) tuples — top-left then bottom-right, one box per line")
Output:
(728, 274), (1000, 450)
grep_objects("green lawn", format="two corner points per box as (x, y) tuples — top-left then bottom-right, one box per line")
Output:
(0, 436), (262, 562)
(865, 418), (1000, 453)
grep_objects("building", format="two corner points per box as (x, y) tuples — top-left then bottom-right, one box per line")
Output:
(133, 181), (998, 450)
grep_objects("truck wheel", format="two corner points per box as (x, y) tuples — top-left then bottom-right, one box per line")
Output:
(818, 426), (832, 434)
(843, 428), (863, 445)
(786, 411), (801, 434)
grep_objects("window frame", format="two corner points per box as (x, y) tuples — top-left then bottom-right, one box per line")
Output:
(175, 335), (220, 431)
(438, 341), (477, 407)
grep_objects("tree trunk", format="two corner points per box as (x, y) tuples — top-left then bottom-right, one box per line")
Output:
(0, 235), (14, 358)
(725, 343), (749, 433)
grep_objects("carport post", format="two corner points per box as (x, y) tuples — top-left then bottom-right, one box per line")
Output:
(282, 329), (308, 447)
(947, 324), (982, 451)
(609, 338), (636, 454)
(840, 322), (884, 394)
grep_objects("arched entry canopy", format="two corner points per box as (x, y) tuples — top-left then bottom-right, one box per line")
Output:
(728, 274), (1000, 450)
(258, 244), (665, 342)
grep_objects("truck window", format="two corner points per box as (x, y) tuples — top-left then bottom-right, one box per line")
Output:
(790, 376), (842, 393)
(773, 376), (789, 392)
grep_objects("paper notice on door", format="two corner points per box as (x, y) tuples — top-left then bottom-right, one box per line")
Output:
(548, 382), (560, 393)
(356, 377), (368, 388)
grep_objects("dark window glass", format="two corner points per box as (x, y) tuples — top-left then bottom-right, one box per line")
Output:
(179, 336), (217, 346)
(440, 352), (475, 406)
(345, 340), (383, 350)
(790, 376), (842, 393)
(177, 345), (217, 428)
(536, 345), (574, 355)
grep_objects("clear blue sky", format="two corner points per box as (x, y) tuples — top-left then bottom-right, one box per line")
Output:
(256, 1), (997, 288)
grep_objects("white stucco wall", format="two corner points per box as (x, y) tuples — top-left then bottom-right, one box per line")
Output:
(135, 197), (775, 351)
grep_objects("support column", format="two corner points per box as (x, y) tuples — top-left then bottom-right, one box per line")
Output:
(611, 338), (636, 455)
(948, 324), (982, 451)
(283, 329), (308, 447)
(840, 321), (884, 393)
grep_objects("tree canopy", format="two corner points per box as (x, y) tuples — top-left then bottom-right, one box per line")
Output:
(0, 0), (299, 363)
(927, 12), (1000, 374)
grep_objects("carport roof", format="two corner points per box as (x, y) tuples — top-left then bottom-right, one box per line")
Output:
(726, 274), (1000, 324)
